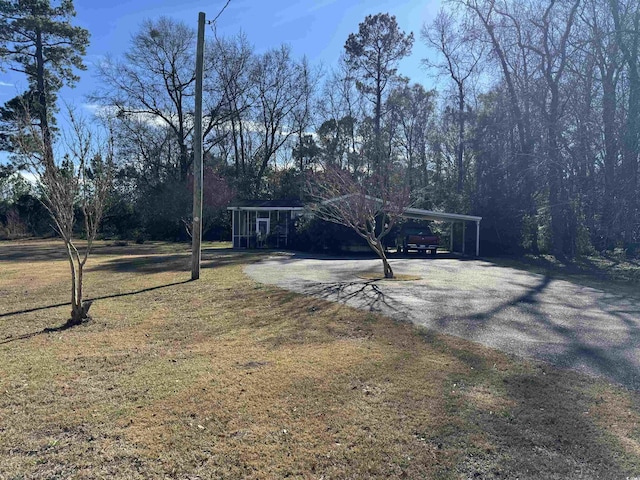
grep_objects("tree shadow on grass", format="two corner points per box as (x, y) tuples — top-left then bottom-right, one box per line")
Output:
(88, 253), (191, 274)
(242, 256), (640, 476)
(0, 239), (66, 262)
(1, 318), (90, 343)
(0, 240), (193, 263)
(200, 249), (270, 270)
(0, 247), (272, 344)
(420, 332), (638, 478)
(483, 371), (632, 478)
(0, 279), (192, 344)
(260, 277), (640, 478)
(88, 248), (266, 274)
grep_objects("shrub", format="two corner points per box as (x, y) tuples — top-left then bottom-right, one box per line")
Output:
(292, 215), (364, 253)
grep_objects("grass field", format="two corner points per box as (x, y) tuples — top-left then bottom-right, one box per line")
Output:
(1, 239), (640, 479)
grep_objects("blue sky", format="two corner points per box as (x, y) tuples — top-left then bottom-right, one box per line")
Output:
(0, 0), (442, 108)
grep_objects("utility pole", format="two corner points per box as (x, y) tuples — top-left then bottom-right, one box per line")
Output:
(191, 11), (205, 280)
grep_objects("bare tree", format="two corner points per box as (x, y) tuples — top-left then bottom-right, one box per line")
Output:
(610, 0), (640, 244)
(208, 32), (253, 178)
(251, 45), (309, 195)
(524, 0), (582, 256)
(209, 42), (312, 196)
(308, 165), (410, 278)
(423, 9), (483, 194)
(19, 107), (113, 326)
(461, 0), (543, 252)
(386, 82), (436, 191)
(590, 0), (622, 245)
(291, 56), (322, 172)
(316, 59), (367, 171)
(93, 17), (196, 181)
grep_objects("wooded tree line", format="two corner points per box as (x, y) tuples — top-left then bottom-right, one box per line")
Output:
(448, 0), (640, 257)
(1, 0), (638, 257)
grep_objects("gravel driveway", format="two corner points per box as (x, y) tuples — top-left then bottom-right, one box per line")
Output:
(245, 253), (640, 390)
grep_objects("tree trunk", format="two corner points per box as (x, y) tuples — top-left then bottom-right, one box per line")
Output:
(179, 141), (189, 181)
(623, 66), (640, 244)
(547, 98), (566, 258)
(299, 129), (304, 172)
(65, 243), (91, 327)
(68, 300), (92, 327)
(375, 66), (383, 176)
(602, 69), (618, 247)
(457, 82), (465, 194)
(231, 113), (240, 177)
(35, 28), (55, 172)
(382, 255), (394, 279)
(369, 238), (394, 279)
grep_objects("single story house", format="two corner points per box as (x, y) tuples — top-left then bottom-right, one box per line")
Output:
(227, 200), (482, 255)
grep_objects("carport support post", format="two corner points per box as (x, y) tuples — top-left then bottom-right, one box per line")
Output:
(450, 222), (453, 253)
(462, 222), (466, 255)
(476, 221), (480, 256)
(231, 209), (235, 248)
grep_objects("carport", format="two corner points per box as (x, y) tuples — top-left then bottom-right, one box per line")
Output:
(320, 194), (483, 256)
(402, 207), (482, 256)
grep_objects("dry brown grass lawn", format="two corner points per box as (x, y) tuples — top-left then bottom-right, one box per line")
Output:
(1, 239), (640, 479)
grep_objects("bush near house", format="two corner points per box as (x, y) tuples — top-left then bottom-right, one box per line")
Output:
(292, 216), (367, 253)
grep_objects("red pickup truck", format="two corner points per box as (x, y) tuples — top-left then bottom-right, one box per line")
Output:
(396, 224), (439, 256)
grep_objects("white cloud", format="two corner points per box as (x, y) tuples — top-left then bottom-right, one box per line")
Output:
(0, 81), (13, 87)
(17, 170), (38, 185)
(81, 103), (105, 116)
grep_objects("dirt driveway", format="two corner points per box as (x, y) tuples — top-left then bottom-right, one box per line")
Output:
(245, 254), (640, 390)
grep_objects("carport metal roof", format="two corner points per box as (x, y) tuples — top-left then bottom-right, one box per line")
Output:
(402, 207), (482, 256)
(403, 207), (481, 223)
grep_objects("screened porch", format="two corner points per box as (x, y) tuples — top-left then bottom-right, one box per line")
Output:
(227, 200), (304, 249)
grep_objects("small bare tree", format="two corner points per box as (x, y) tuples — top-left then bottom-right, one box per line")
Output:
(18, 107), (113, 327)
(308, 165), (410, 278)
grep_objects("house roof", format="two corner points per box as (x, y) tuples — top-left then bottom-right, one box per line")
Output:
(227, 199), (305, 211)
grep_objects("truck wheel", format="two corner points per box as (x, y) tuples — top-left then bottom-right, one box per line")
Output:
(430, 250), (437, 257)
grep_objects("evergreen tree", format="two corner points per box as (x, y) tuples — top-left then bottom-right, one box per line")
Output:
(0, 0), (89, 165)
